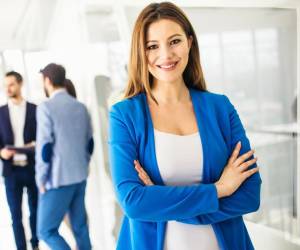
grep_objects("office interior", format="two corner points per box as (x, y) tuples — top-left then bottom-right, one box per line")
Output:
(0, 0), (299, 249)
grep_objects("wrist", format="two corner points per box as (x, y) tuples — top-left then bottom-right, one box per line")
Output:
(215, 182), (228, 198)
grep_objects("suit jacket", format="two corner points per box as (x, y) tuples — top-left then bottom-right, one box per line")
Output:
(108, 88), (262, 250)
(0, 102), (37, 177)
(35, 90), (93, 189)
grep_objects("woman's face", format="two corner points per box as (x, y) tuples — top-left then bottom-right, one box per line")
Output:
(146, 19), (192, 85)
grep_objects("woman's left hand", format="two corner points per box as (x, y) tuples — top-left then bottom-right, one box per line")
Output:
(134, 160), (154, 186)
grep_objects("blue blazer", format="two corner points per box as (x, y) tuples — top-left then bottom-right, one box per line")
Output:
(108, 88), (262, 250)
(0, 102), (37, 177)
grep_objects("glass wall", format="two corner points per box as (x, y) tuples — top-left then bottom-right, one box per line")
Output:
(186, 7), (297, 237)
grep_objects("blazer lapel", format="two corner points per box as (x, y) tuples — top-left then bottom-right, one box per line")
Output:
(3, 105), (14, 144)
(143, 93), (165, 185)
(189, 89), (212, 184)
(23, 102), (30, 142)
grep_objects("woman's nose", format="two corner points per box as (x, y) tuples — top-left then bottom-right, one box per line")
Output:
(159, 44), (173, 60)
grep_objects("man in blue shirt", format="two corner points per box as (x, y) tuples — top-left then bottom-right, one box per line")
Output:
(35, 63), (93, 250)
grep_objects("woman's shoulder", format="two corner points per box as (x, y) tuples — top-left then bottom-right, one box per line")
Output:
(109, 92), (145, 117)
(190, 88), (230, 106)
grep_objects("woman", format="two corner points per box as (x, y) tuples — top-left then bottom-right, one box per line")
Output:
(64, 78), (77, 98)
(108, 2), (261, 250)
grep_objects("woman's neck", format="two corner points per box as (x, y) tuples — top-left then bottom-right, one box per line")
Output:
(151, 79), (190, 105)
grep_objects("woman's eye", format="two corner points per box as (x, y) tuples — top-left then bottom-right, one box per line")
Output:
(147, 44), (158, 50)
(170, 39), (181, 45)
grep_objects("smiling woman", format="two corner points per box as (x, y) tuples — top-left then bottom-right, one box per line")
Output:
(124, 2), (206, 103)
(108, 2), (261, 250)
(146, 19), (192, 87)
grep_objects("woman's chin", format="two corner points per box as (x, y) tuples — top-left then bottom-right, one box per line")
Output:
(152, 75), (183, 85)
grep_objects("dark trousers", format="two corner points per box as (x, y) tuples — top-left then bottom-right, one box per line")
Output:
(4, 167), (39, 250)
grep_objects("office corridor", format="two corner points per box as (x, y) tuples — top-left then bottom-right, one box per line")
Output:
(0, 1), (299, 249)
(0, 160), (117, 250)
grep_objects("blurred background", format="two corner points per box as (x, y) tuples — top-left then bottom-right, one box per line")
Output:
(0, 0), (299, 249)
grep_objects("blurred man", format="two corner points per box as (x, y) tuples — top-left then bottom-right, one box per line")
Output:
(36, 63), (93, 250)
(0, 71), (39, 250)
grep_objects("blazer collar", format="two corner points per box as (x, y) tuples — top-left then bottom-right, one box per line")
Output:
(3, 105), (14, 143)
(50, 88), (67, 99)
(23, 102), (31, 138)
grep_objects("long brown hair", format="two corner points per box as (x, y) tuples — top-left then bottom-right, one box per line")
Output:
(124, 2), (207, 101)
(64, 79), (77, 98)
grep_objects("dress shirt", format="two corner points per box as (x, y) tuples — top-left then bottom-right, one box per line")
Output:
(8, 99), (27, 165)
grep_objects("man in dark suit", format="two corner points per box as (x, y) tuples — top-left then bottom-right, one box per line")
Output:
(0, 71), (39, 250)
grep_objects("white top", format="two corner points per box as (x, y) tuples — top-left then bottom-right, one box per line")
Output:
(154, 129), (220, 250)
(8, 99), (27, 164)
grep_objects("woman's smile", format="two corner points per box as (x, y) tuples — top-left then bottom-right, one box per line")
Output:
(157, 60), (179, 71)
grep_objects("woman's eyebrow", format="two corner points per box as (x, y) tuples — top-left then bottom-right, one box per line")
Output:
(167, 34), (183, 40)
(146, 34), (183, 44)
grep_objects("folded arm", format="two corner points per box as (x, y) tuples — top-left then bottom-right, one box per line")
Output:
(109, 105), (219, 222)
(178, 95), (261, 224)
(135, 95), (261, 225)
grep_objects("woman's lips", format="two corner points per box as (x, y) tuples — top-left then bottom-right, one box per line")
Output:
(157, 61), (178, 71)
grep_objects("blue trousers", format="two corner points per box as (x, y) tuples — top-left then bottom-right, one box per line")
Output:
(37, 180), (91, 250)
(4, 167), (39, 250)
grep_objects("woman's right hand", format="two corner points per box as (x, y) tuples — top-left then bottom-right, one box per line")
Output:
(215, 141), (259, 198)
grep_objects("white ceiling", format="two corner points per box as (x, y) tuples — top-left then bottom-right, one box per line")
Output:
(0, 0), (30, 49)
(0, 0), (56, 50)
(0, 0), (298, 51)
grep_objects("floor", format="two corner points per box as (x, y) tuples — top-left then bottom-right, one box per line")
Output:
(0, 161), (116, 250)
(1, 173), (300, 250)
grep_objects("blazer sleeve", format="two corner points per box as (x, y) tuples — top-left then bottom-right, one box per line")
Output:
(108, 104), (219, 222)
(0, 112), (10, 162)
(86, 110), (94, 157)
(178, 95), (262, 225)
(35, 103), (54, 188)
(0, 125), (4, 159)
